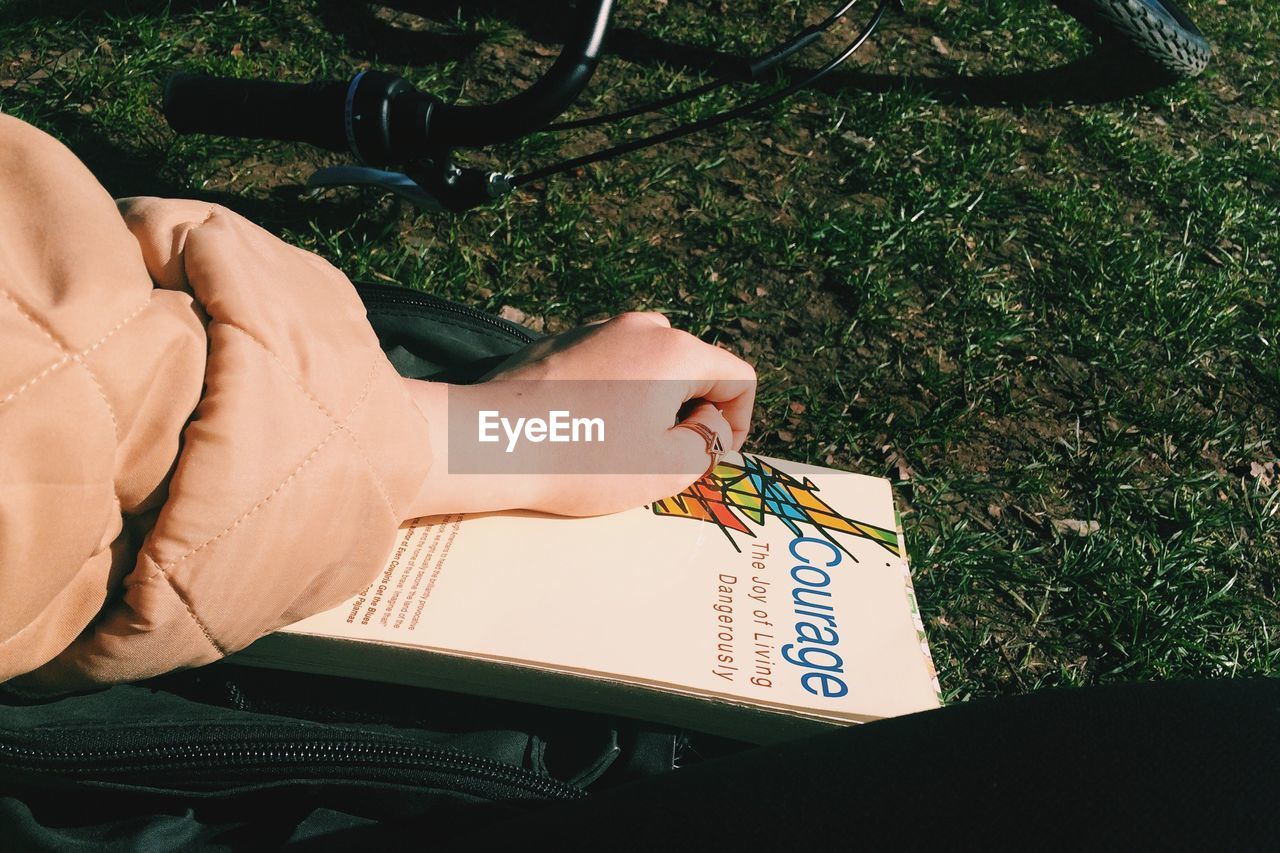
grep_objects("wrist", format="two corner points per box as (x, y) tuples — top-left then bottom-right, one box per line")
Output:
(400, 378), (548, 518)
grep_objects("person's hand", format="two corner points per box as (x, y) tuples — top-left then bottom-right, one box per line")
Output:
(484, 310), (754, 448)
(402, 312), (756, 518)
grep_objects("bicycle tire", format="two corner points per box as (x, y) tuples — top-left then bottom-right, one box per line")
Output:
(1053, 0), (1212, 78)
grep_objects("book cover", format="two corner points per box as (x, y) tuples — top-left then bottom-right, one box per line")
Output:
(234, 452), (942, 743)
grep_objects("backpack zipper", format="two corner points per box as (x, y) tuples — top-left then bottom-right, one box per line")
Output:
(0, 737), (584, 800)
(354, 282), (537, 344)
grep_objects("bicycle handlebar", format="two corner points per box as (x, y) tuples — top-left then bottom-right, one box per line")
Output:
(429, 0), (612, 147)
(163, 75), (352, 153)
(162, 0), (614, 163)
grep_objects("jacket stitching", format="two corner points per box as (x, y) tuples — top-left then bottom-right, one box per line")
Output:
(0, 288), (149, 360)
(81, 298), (153, 356)
(0, 288), (65, 349)
(129, 359), (379, 593)
(339, 425), (398, 521)
(0, 291), (150, 438)
(335, 368), (399, 521)
(74, 361), (120, 443)
(65, 299), (155, 444)
(220, 323), (399, 519)
(130, 426), (342, 592)
(0, 354), (72, 407)
(140, 553), (227, 656)
(220, 323), (345, 421)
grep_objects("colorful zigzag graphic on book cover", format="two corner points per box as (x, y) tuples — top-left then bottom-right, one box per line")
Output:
(650, 454), (900, 558)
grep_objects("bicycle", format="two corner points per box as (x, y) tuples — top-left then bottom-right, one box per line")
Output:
(163, 0), (1212, 213)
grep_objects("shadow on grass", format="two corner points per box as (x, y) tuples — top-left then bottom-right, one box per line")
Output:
(33, 107), (402, 242)
(605, 32), (1181, 108)
(13, 0), (1177, 216)
(0, 0), (234, 25)
(9, 0), (1182, 117)
(311, 1), (489, 67)
(306, 0), (1184, 108)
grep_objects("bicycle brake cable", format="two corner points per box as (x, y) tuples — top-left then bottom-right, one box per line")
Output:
(509, 0), (890, 189)
(545, 0), (862, 132)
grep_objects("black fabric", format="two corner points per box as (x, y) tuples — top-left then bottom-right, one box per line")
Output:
(6, 679), (1275, 850)
(355, 282), (536, 383)
(0, 664), (691, 850)
(0, 662), (683, 794)
(444, 677), (1280, 851)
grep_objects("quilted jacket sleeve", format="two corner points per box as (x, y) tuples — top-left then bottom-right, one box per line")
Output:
(0, 114), (432, 690)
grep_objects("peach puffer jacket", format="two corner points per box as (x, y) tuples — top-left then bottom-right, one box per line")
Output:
(0, 114), (431, 691)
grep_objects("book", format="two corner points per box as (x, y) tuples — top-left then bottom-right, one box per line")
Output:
(232, 452), (941, 744)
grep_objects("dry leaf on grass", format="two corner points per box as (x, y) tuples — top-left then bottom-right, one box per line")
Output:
(498, 305), (527, 324)
(883, 446), (914, 481)
(1052, 518), (1100, 537)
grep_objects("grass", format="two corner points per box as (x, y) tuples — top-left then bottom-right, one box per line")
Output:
(2, 0), (1276, 703)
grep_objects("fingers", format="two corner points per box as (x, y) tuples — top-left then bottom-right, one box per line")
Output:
(668, 401), (733, 484)
(486, 309), (755, 451)
(643, 324), (754, 451)
(677, 336), (756, 451)
(701, 375), (755, 451)
(522, 400), (733, 519)
(587, 311), (670, 329)
(618, 311), (671, 327)
(639, 311), (671, 328)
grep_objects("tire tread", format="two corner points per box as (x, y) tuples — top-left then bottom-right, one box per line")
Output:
(1060, 0), (1212, 78)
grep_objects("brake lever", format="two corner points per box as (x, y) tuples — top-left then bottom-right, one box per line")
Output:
(306, 166), (446, 211)
(405, 161), (515, 213)
(306, 164), (514, 213)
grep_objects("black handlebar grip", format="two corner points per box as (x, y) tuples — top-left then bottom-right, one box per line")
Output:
(163, 73), (351, 153)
